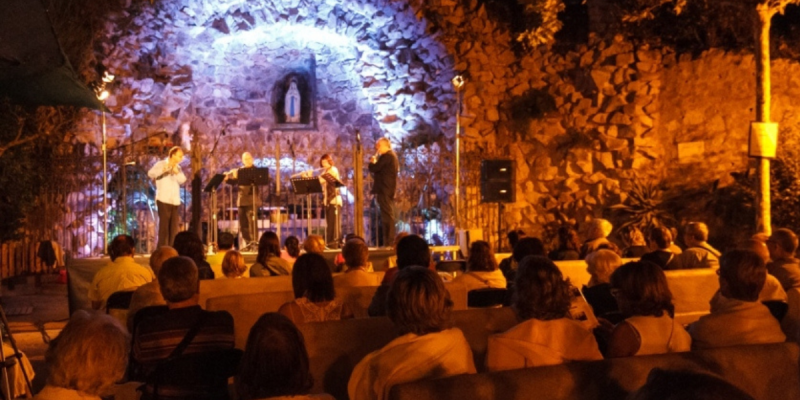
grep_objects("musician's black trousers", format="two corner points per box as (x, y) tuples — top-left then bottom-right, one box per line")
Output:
(239, 205), (255, 244)
(326, 204), (341, 248)
(376, 194), (395, 247)
(156, 201), (180, 247)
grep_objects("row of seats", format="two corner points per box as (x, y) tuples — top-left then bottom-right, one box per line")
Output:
(388, 342), (800, 400)
(206, 284), (469, 349)
(200, 267), (720, 349)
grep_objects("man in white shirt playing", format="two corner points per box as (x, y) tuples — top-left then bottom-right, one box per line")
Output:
(148, 146), (186, 246)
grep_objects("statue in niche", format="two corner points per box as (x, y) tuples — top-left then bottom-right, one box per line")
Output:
(272, 66), (317, 130)
(284, 78), (302, 123)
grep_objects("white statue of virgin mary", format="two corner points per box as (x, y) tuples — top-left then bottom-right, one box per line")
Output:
(284, 79), (301, 123)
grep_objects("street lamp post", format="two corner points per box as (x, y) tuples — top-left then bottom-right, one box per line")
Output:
(96, 71), (114, 255)
(452, 75), (465, 247)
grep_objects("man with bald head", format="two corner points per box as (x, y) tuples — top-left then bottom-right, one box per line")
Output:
(225, 152), (258, 248)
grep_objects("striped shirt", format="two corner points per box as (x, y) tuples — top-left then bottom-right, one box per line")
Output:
(132, 305), (234, 375)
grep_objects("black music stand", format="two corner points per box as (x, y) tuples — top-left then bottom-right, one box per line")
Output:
(238, 168), (270, 250)
(204, 174), (226, 247)
(291, 177), (323, 239)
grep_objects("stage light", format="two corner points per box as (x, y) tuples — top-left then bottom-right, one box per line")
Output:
(452, 75), (465, 90)
(98, 90), (110, 101)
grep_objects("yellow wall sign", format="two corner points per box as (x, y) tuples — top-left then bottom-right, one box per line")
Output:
(749, 122), (779, 158)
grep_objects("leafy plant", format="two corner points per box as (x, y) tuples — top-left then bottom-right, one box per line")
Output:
(609, 180), (674, 233)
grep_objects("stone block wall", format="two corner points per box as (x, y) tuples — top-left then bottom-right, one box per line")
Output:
(67, 0), (800, 248)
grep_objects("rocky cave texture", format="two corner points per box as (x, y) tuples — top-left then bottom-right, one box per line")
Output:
(69, 0), (800, 247)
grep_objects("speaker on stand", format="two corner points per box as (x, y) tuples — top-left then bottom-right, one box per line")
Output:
(480, 160), (515, 253)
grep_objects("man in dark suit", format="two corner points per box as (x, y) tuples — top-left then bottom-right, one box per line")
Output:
(368, 137), (399, 247)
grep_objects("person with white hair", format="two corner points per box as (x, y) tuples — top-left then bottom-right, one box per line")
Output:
(33, 310), (129, 400)
(582, 249), (624, 318)
(579, 219), (615, 258)
(670, 222), (720, 270)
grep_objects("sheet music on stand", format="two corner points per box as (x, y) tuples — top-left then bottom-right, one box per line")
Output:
(291, 177), (323, 195)
(320, 172), (345, 188)
(204, 174), (226, 193)
(238, 167), (270, 187)
(291, 177), (323, 239)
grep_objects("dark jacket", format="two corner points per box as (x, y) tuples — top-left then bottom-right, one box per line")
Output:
(368, 151), (399, 198)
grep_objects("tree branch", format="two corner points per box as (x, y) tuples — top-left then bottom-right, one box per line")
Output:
(0, 132), (46, 158)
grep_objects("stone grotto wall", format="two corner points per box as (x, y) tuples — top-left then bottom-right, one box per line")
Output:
(64, 0), (800, 252)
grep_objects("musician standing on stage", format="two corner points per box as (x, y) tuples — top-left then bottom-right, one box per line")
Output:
(225, 152), (258, 248)
(148, 146), (186, 247)
(368, 137), (399, 247)
(319, 154), (343, 248)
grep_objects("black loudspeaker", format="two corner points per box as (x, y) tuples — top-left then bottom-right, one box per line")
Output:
(480, 160), (515, 203)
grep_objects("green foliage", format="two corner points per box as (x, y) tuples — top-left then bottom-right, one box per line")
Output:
(516, 0), (566, 48)
(0, 105), (57, 242)
(610, 180), (674, 234)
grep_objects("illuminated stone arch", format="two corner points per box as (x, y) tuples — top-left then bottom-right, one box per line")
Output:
(98, 0), (461, 146)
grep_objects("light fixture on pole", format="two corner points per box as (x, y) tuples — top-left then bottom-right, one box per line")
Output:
(451, 74), (465, 246)
(95, 71), (114, 255)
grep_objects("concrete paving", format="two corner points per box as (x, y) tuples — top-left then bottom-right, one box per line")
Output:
(1, 273), (70, 394)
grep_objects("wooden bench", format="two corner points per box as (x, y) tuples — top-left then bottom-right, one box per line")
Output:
(198, 271), (387, 308)
(206, 282), (469, 350)
(388, 342), (800, 400)
(665, 268), (718, 325)
(298, 307), (518, 400)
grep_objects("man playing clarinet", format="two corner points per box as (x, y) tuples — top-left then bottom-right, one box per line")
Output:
(148, 146), (186, 247)
(369, 137), (399, 247)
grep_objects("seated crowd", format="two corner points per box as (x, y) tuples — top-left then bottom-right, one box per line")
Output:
(45, 220), (800, 400)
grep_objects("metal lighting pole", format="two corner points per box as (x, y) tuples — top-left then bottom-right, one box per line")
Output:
(452, 75), (465, 246)
(97, 71), (114, 255)
(102, 109), (108, 255)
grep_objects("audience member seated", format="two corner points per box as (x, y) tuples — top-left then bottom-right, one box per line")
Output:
(738, 239), (787, 302)
(671, 222), (721, 270)
(767, 228), (800, 290)
(128, 246), (177, 331)
(500, 237), (545, 283)
(688, 249), (786, 349)
(173, 231), (215, 279)
(349, 267), (476, 400)
(278, 253), (354, 324)
(498, 229), (526, 278)
(640, 227), (680, 270)
(621, 227), (649, 258)
(548, 226), (581, 261)
(487, 256), (601, 371)
(628, 368), (757, 400)
(88, 234), (154, 310)
(222, 250), (249, 278)
(236, 313), (335, 400)
(32, 310), (128, 400)
(332, 234), (370, 273)
(132, 256), (235, 382)
(251, 231), (293, 277)
(208, 232), (235, 279)
(601, 261), (691, 357)
(281, 235), (301, 266)
(369, 235), (431, 317)
(303, 234), (326, 255)
(382, 232), (410, 271)
(579, 218), (614, 259)
(334, 239), (376, 288)
(582, 249), (623, 318)
(453, 240), (506, 292)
